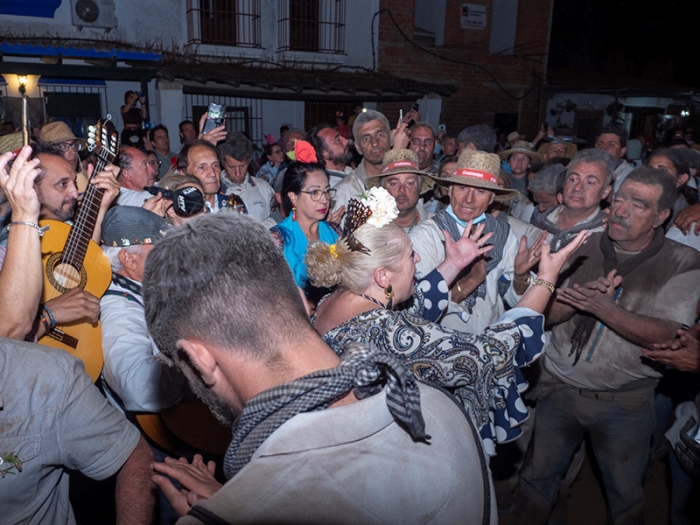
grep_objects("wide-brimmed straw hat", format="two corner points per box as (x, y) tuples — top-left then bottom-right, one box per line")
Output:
(429, 149), (518, 201)
(507, 131), (524, 143)
(0, 132), (24, 155)
(536, 138), (578, 159)
(40, 121), (86, 146)
(366, 149), (434, 194)
(499, 140), (542, 163)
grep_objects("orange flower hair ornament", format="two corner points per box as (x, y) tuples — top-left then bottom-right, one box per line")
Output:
(293, 140), (318, 164)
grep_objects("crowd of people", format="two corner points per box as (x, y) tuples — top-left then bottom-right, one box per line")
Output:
(1, 100), (700, 525)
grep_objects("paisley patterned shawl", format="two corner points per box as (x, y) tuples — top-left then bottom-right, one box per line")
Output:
(318, 306), (545, 455)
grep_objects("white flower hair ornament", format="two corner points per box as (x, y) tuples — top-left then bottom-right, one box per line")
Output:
(342, 187), (399, 254)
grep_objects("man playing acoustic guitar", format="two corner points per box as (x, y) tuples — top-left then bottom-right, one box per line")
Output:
(0, 141), (120, 342)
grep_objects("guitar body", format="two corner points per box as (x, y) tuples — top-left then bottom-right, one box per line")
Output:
(136, 402), (232, 457)
(39, 219), (112, 381)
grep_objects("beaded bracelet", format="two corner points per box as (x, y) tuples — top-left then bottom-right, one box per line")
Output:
(532, 278), (555, 293)
(4, 221), (50, 237)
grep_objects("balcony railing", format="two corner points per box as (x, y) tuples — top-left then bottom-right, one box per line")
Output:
(186, 0), (261, 47)
(278, 0), (345, 54)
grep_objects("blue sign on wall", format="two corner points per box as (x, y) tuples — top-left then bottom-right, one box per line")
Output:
(0, 0), (62, 18)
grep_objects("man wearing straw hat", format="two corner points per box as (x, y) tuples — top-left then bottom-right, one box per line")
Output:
(411, 148), (545, 333)
(366, 149), (434, 232)
(40, 121), (89, 194)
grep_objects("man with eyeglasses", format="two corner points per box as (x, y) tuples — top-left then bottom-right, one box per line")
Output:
(115, 146), (158, 207)
(40, 121), (89, 193)
(218, 133), (274, 223)
(408, 121), (439, 174)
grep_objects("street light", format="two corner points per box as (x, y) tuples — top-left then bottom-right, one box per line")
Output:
(17, 75), (27, 95)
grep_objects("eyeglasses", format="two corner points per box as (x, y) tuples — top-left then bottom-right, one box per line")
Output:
(147, 159), (162, 168)
(56, 141), (82, 153)
(299, 188), (336, 201)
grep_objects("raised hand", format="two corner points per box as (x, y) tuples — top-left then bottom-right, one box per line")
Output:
(0, 145), (41, 222)
(537, 229), (590, 281)
(391, 116), (410, 150)
(438, 221), (494, 285)
(198, 113), (228, 145)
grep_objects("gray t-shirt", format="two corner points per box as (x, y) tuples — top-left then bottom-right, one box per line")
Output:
(0, 339), (140, 525)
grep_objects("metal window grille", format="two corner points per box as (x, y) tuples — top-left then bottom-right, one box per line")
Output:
(40, 84), (107, 139)
(184, 93), (263, 147)
(278, 0), (345, 53)
(187, 0), (261, 47)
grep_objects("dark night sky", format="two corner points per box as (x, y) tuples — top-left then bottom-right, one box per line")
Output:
(549, 0), (698, 88)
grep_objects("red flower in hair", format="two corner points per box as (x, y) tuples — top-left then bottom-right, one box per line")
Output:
(294, 140), (318, 163)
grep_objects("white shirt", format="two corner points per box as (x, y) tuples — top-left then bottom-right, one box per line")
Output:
(224, 174), (275, 223)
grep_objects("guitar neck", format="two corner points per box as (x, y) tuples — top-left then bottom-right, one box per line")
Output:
(62, 157), (108, 267)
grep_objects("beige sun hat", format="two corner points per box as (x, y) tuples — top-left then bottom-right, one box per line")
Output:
(366, 149), (434, 194)
(429, 148), (518, 201)
(536, 138), (578, 159)
(40, 121), (85, 147)
(507, 131), (524, 143)
(499, 140), (542, 163)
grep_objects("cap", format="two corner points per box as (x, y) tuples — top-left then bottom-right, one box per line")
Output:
(101, 205), (171, 247)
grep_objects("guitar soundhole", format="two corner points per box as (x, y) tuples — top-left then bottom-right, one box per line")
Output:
(46, 253), (88, 293)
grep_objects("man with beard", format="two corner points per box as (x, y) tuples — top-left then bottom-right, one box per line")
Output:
(307, 123), (353, 186)
(0, 142), (120, 340)
(517, 167), (700, 525)
(142, 213), (497, 524)
(332, 109), (409, 214)
(366, 149), (434, 231)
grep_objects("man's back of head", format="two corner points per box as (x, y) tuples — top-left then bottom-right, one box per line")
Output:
(143, 214), (309, 366)
(456, 125), (497, 153)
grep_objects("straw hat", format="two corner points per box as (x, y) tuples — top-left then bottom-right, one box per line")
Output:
(536, 138), (577, 159)
(40, 121), (85, 146)
(0, 132), (24, 155)
(499, 140), (542, 163)
(366, 149), (434, 194)
(507, 131), (524, 143)
(429, 148), (518, 201)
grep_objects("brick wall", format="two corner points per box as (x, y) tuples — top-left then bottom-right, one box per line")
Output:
(376, 0), (552, 143)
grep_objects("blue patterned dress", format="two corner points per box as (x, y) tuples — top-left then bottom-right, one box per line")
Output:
(315, 268), (546, 454)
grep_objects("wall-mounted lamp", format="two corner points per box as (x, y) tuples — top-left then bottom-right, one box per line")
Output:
(18, 75), (27, 95)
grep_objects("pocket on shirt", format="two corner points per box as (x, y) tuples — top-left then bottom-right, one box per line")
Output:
(0, 434), (41, 508)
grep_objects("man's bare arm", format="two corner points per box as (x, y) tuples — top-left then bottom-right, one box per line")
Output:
(0, 147), (43, 339)
(115, 436), (155, 525)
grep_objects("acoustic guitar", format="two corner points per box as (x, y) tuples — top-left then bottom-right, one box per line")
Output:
(38, 117), (117, 381)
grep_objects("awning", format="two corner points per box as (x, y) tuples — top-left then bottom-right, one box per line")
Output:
(161, 58), (456, 102)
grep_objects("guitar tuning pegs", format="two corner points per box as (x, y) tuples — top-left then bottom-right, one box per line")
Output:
(88, 125), (95, 132)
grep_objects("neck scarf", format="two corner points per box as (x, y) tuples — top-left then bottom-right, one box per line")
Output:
(569, 227), (666, 364)
(531, 205), (606, 253)
(223, 343), (429, 480)
(433, 208), (510, 310)
(275, 215), (339, 288)
(112, 272), (142, 296)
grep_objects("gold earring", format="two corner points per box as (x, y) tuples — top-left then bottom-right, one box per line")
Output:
(384, 284), (394, 309)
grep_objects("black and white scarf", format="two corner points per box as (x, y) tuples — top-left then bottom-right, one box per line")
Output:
(433, 209), (510, 310)
(223, 343), (429, 480)
(531, 205), (606, 253)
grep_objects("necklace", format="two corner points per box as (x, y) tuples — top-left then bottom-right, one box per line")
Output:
(357, 293), (386, 309)
(407, 209), (420, 232)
